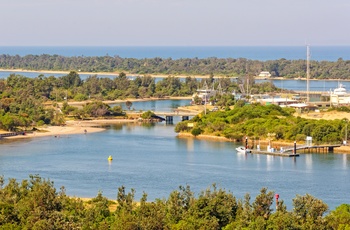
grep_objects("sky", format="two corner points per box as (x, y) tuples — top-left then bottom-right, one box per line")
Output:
(1, 0), (349, 46)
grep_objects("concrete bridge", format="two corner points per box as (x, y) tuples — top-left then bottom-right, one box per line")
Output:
(127, 110), (199, 123)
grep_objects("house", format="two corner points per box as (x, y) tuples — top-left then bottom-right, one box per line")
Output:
(258, 71), (271, 78)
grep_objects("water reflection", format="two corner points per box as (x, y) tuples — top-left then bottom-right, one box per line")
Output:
(343, 154), (348, 169)
(305, 154), (313, 170)
(108, 160), (112, 171)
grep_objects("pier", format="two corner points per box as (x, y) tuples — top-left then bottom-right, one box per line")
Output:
(246, 144), (342, 157)
(250, 149), (299, 157)
(282, 144), (341, 153)
(0, 131), (29, 139)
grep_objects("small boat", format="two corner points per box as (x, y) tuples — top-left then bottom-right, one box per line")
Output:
(236, 146), (251, 153)
(108, 155), (113, 161)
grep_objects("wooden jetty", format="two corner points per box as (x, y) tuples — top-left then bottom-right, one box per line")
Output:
(282, 144), (341, 153)
(246, 144), (341, 157)
(250, 149), (299, 157)
(0, 132), (28, 139)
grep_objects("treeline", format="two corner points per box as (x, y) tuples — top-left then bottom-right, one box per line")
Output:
(0, 72), (278, 131)
(0, 175), (349, 229)
(175, 103), (350, 144)
(1, 54), (350, 79)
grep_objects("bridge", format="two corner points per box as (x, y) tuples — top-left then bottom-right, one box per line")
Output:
(127, 110), (200, 123)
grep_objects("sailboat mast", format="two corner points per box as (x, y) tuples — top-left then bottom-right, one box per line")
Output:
(306, 45), (310, 103)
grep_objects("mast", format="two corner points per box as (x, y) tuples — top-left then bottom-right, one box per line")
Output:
(306, 45), (310, 103)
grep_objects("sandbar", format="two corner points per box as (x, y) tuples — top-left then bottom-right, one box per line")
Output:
(1, 119), (137, 140)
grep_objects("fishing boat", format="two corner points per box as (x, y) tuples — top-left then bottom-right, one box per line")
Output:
(236, 146), (251, 153)
(108, 155), (113, 161)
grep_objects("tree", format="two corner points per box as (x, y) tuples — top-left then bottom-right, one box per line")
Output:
(252, 187), (274, 220)
(60, 71), (82, 89)
(292, 194), (328, 229)
(125, 101), (133, 110)
(326, 204), (350, 230)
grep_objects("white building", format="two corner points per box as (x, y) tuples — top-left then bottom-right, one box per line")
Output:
(258, 71), (271, 78)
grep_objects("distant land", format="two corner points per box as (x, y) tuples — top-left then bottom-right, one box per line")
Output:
(1, 46), (350, 61)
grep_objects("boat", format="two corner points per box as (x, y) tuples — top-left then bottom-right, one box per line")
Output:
(330, 83), (350, 106)
(236, 146), (251, 153)
(108, 155), (113, 161)
(191, 82), (217, 104)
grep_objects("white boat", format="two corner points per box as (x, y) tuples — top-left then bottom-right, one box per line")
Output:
(192, 88), (217, 104)
(236, 146), (251, 153)
(330, 83), (350, 106)
(192, 82), (217, 104)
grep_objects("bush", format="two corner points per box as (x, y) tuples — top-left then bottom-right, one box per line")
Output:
(191, 127), (202, 136)
(295, 134), (306, 142)
(74, 93), (88, 101)
(141, 110), (155, 119)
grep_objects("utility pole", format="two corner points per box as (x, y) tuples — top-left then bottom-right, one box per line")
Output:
(204, 81), (208, 115)
(306, 45), (310, 104)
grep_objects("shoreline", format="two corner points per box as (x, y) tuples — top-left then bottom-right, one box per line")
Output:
(0, 68), (213, 79)
(3, 119), (350, 154)
(2, 68), (350, 81)
(177, 132), (350, 154)
(1, 119), (138, 140)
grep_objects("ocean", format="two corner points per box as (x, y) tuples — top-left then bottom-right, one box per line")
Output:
(0, 46), (350, 61)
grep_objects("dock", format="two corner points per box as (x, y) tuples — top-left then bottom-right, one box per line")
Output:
(250, 149), (299, 157)
(245, 144), (341, 157)
(0, 131), (28, 139)
(282, 144), (341, 153)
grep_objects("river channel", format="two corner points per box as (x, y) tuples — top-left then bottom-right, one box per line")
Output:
(0, 99), (349, 211)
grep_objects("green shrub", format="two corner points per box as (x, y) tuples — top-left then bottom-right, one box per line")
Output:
(191, 127), (202, 136)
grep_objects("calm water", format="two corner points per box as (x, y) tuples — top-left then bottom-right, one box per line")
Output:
(0, 100), (350, 211)
(256, 79), (350, 92)
(110, 99), (191, 112)
(1, 46), (350, 61)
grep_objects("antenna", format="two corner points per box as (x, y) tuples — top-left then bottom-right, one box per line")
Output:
(306, 45), (310, 103)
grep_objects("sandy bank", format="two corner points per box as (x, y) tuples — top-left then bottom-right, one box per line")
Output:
(2, 119), (138, 140)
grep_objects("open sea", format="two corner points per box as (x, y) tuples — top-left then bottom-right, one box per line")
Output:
(1, 46), (350, 61)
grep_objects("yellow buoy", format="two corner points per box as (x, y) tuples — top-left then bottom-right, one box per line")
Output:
(108, 155), (113, 161)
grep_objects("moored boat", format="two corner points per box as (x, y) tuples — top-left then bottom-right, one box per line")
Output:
(236, 146), (251, 153)
(330, 83), (350, 106)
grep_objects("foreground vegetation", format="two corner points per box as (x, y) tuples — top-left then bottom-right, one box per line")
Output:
(1, 54), (350, 79)
(176, 103), (350, 144)
(0, 175), (349, 229)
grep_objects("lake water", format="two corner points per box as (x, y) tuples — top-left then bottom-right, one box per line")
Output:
(0, 99), (349, 211)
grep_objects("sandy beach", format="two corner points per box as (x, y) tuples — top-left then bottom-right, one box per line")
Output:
(1, 119), (138, 140)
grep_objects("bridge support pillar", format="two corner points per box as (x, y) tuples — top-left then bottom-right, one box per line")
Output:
(166, 116), (173, 124)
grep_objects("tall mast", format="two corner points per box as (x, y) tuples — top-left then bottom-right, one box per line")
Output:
(306, 45), (310, 103)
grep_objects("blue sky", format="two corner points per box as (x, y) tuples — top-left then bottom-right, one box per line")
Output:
(1, 0), (349, 46)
